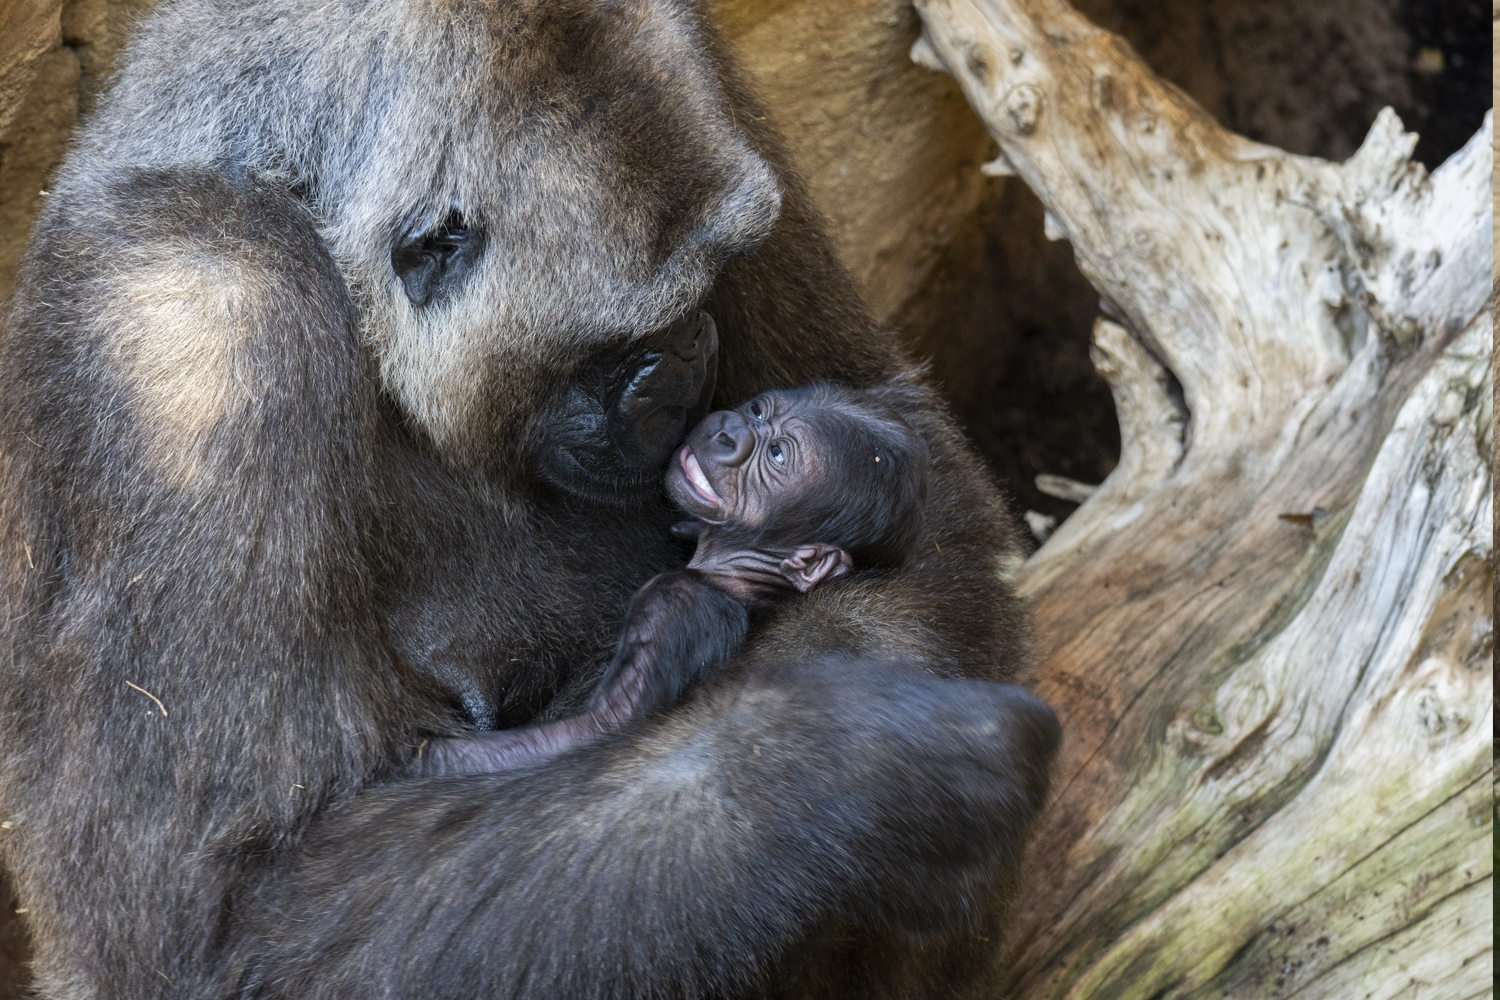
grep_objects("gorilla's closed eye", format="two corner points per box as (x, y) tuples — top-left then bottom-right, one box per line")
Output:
(392, 210), (484, 306)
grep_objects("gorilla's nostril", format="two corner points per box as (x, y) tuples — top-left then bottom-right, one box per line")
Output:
(607, 312), (720, 468)
(537, 311), (719, 505)
(663, 310), (714, 362)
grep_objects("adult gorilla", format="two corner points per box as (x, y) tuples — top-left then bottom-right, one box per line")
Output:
(0, 0), (1058, 996)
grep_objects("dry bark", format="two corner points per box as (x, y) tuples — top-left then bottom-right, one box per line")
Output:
(0, 0), (155, 305)
(911, 0), (1493, 997)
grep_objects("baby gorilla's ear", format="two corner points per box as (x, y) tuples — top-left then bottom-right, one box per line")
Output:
(778, 545), (854, 593)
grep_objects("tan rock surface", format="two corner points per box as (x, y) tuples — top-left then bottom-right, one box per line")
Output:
(0, 0), (153, 304)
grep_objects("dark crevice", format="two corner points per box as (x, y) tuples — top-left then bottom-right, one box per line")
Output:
(1402, 0), (1493, 168)
(896, 180), (1117, 529)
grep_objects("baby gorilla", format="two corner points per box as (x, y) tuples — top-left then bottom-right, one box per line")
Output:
(416, 384), (928, 775)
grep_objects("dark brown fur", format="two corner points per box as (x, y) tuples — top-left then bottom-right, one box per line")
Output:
(0, 1), (1049, 997)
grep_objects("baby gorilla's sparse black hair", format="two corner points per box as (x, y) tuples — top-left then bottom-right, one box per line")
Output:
(758, 383), (930, 569)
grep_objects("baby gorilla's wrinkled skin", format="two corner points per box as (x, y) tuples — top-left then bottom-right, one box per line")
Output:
(416, 385), (929, 776)
(671, 389), (863, 598)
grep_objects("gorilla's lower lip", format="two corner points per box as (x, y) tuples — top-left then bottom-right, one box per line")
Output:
(680, 446), (721, 505)
(546, 446), (662, 503)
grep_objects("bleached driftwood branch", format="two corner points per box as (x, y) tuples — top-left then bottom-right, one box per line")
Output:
(911, 0), (1493, 997)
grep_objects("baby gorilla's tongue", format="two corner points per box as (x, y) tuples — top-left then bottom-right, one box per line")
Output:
(683, 449), (721, 503)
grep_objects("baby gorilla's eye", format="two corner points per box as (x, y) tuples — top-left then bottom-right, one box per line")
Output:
(768, 441), (786, 465)
(749, 398), (766, 420)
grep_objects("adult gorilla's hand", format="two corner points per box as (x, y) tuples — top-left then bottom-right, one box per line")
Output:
(231, 656), (1059, 999)
(684, 656), (1061, 937)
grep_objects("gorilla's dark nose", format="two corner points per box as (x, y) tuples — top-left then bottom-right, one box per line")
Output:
(536, 310), (720, 505)
(698, 410), (754, 468)
(607, 310), (719, 469)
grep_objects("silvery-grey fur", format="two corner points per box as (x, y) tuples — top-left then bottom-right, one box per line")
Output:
(0, 1), (1054, 997)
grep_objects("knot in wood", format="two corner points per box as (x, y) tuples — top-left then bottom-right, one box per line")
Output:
(965, 42), (997, 83)
(1004, 84), (1043, 135)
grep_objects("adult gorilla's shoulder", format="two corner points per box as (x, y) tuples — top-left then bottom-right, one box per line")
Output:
(0, 1), (1049, 996)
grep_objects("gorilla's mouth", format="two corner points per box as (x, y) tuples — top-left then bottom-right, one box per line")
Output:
(540, 445), (665, 501)
(535, 311), (720, 505)
(678, 446), (722, 505)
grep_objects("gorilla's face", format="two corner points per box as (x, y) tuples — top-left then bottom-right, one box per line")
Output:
(320, 0), (782, 497)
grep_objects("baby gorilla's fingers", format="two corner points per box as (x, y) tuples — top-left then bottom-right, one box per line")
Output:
(590, 571), (749, 728)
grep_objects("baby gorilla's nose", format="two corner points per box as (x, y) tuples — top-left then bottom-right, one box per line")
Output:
(701, 410), (755, 467)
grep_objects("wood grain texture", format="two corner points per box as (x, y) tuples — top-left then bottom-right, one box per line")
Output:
(912, 0), (1493, 996)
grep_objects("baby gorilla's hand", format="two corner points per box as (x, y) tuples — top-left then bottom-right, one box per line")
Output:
(589, 569), (749, 728)
(415, 571), (749, 779)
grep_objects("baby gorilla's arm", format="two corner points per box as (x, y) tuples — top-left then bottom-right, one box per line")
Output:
(413, 715), (594, 773)
(414, 571), (749, 776)
(593, 570), (751, 722)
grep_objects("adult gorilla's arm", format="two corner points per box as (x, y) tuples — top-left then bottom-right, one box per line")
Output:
(0, 168), (442, 995)
(232, 658), (1058, 1000)
(0, 167), (1054, 999)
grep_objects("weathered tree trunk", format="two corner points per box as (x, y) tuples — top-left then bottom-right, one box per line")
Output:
(911, 1), (1493, 997)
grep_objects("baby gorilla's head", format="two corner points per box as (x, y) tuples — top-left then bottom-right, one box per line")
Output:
(665, 384), (930, 595)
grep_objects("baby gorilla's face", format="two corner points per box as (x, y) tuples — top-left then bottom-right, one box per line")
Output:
(665, 389), (825, 529)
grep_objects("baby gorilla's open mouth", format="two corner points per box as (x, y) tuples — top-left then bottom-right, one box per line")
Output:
(679, 446), (721, 505)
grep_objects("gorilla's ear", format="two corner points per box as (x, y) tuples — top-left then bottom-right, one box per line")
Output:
(778, 545), (853, 593)
(392, 210), (484, 306)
